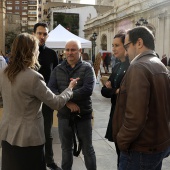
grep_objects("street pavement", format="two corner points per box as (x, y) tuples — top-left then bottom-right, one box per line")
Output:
(48, 81), (170, 170)
(0, 81), (170, 170)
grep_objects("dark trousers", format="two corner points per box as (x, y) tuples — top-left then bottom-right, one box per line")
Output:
(58, 118), (96, 170)
(115, 142), (120, 167)
(105, 64), (109, 72)
(1, 140), (46, 170)
(42, 103), (54, 164)
(119, 146), (170, 170)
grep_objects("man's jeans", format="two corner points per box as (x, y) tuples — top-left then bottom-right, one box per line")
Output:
(119, 146), (170, 170)
(58, 118), (96, 170)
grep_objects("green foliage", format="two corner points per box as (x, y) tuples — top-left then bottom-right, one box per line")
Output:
(53, 12), (79, 35)
(5, 31), (17, 49)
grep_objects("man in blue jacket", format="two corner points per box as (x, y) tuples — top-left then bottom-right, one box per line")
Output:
(48, 39), (97, 170)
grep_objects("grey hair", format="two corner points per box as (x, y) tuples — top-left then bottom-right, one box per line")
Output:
(65, 39), (82, 49)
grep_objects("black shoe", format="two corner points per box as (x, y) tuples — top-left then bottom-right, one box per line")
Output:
(47, 163), (62, 170)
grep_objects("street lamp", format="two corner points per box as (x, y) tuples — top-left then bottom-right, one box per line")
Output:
(135, 17), (148, 27)
(90, 32), (97, 63)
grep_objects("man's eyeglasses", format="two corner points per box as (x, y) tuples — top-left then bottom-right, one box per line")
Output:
(124, 42), (132, 51)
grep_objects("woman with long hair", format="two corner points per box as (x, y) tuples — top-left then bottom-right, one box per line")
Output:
(0, 33), (78, 170)
(101, 31), (130, 168)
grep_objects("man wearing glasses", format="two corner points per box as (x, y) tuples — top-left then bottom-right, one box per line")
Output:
(48, 40), (96, 170)
(113, 26), (170, 170)
(33, 22), (60, 170)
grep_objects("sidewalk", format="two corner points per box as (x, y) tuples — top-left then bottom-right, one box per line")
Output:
(0, 83), (170, 169)
(49, 82), (170, 170)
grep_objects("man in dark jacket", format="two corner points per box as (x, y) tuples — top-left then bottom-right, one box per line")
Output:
(33, 22), (60, 170)
(48, 39), (96, 170)
(113, 26), (170, 170)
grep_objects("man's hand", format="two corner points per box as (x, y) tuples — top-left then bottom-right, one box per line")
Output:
(66, 101), (80, 113)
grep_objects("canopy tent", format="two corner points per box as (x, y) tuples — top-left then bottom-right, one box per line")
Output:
(46, 24), (92, 48)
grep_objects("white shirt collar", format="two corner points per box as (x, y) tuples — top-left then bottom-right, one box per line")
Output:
(130, 53), (141, 64)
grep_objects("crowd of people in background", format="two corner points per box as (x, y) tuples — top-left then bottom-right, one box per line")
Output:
(161, 53), (170, 70)
(0, 23), (170, 170)
(82, 52), (93, 66)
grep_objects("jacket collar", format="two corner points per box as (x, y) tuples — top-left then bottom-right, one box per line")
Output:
(131, 50), (156, 64)
(61, 58), (82, 67)
(59, 58), (83, 72)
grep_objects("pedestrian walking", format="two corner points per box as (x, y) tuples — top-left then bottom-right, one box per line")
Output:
(104, 53), (111, 72)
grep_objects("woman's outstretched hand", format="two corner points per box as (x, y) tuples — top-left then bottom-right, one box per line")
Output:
(68, 78), (80, 89)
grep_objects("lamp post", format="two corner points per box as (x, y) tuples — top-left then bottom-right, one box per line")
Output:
(135, 17), (148, 27)
(91, 32), (97, 63)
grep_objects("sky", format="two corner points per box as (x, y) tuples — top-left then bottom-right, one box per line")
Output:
(80, 0), (95, 5)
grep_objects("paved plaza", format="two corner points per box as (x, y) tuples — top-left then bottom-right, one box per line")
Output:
(0, 82), (170, 170)
(50, 82), (170, 170)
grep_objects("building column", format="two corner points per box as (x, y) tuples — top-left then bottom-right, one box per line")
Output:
(158, 12), (166, 56)
(165, 14), (170, 57)
(0, 0), (5, 53)
(50, 9), (54, 31)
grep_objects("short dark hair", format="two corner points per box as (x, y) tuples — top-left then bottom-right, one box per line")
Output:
(82, 53), (89, 60)
(114, 30), (126, 44)
(33, 22), (48, 33)
(127, 26), (155, 50)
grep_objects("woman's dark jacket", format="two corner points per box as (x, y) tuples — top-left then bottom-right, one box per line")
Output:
(101, 57), (130, 141)
(101, 58), (130, 106)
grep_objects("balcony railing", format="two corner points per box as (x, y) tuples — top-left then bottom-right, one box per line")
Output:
(28, 1), (37, 5)
(28, 17), (37, 21)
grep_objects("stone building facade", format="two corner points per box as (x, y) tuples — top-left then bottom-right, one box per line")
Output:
(0, 0), (6, 53)
(84, 0), (170, 59)
(95, 0), (114, 6)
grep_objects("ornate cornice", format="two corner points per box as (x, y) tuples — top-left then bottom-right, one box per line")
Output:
(84, 0), (170, 31)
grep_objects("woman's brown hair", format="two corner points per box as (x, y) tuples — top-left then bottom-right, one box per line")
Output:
(4, 33), (40, 83)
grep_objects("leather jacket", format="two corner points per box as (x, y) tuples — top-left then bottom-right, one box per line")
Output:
(112, 50), (170, 153)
